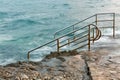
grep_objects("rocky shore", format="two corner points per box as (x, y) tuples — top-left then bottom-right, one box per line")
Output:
(0, 50), (120, 80)
(0, 51), (92, 80)
(0, 36), (120, 80)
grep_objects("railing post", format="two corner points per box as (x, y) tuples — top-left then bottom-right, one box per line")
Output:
(92, 28), (94, 43)
(73, 25), (75, 31)
(57, 39), (60, 52)
(113, 13), (115, 38)
(54, 34), (56, 39)
(95, 14), (98, 26)
(74, 36), (76, 40)
(95, 14), (98, 39)
(68, 39), (70, 46)
(95, 14), (98, 38)
(27, 52), (30, 62)
(73, 25), (76, 40)
(88, 25), (91, 51)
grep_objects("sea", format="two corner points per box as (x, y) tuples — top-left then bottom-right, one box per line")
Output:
(0, 0), (120, 65)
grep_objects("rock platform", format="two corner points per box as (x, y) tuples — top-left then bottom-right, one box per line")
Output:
(0, 36), (120, 80)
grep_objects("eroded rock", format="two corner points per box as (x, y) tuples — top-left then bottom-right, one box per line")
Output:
(85, 49), (120, 80)
(0, 51), (90, 80)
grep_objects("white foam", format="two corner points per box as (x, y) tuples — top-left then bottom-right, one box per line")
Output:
(28, 46), (54, 61)
(0, 34), (13, 43)
(59, 36), (69, 42)
(111, 50), (120, 56)
(0, 58), (16, 66)
(115, 30), (120, 35)
(30, 58), (43, 62)
(96, 36), (111, 43)
(32, 46), (54, 55)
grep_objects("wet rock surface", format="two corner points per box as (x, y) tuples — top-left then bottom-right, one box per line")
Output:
(83, 50), (120, 80)
(0, 51), (91, 80)
(87, 36), (120, 80)
(85, 50), (120, 80)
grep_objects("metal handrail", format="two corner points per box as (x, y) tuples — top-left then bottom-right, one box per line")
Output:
(27, 13), (115, 61)
(58, 24), (101, 47)
(90, 24), (102, 41)
(55, 25), (88, 40)
(54, 14), (96, 38)
(96, 13), (114, 15)
(54, 13), (115, 38)
(27, 24), (101, 61)
(59, 34), (88, 48)
(27, 39), (57, 60)
(27, 24), (89, 60)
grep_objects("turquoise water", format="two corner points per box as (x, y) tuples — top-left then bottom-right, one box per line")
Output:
(0, 0), (120, 65)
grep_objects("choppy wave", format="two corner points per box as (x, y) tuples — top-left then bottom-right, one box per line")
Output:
(29, 46), (55, 61)
(0, 12), (9, 19)
(3, 19), (40, 30)
(0, 58), (16, 66)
